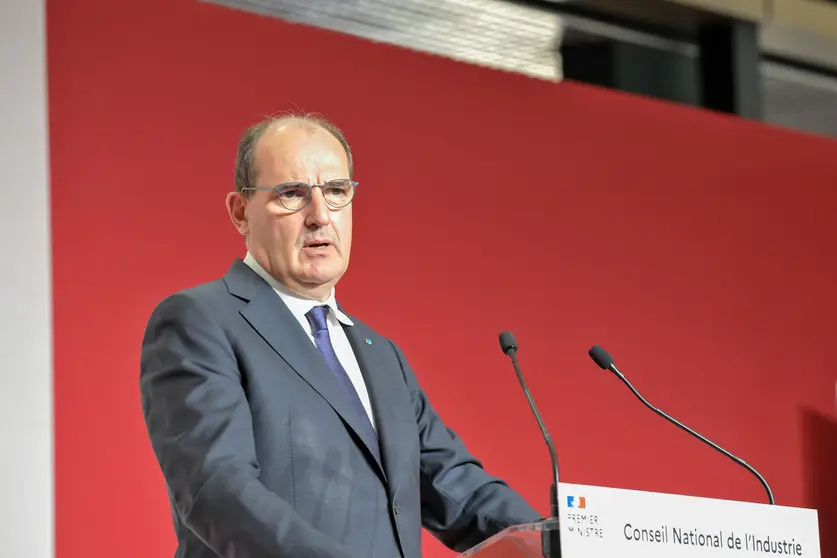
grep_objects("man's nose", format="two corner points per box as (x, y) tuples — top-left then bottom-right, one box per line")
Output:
(305, 187), (330, 227)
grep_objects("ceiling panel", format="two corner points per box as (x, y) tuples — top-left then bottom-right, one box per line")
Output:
(204, 0), (565, 80)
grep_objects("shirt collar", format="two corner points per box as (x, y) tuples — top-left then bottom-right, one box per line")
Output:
(242, 251), (354, 327)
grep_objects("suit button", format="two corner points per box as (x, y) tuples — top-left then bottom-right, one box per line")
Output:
(393, 501), (400, 515)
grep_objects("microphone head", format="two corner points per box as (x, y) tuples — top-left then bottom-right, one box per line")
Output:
(499, 331), (518, 355)
(588, 345), (614, 370)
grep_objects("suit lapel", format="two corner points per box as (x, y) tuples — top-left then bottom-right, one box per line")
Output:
(343, 320), (409, 493)
(223, 260), (384, 478)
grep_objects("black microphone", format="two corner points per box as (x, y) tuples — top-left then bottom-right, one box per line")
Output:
(588, 345), (775, 505)
(500, 332), (561, 558)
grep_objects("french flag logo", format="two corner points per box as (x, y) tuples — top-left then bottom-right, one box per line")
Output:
(567, 496), (586, 509)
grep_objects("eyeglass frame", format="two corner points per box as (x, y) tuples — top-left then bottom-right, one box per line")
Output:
(240, 179), (359, 212)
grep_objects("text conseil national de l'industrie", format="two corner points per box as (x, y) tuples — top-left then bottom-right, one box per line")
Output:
(624, 523), (806, 555)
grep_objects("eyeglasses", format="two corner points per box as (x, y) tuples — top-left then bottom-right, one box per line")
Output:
(241, 179), (358, 212)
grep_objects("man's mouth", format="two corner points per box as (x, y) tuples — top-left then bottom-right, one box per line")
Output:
(304, 240), (333, 249)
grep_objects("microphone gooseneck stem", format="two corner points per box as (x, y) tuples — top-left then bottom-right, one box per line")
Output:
(508, 348), (561, 517)
(609, 364), (775, 506)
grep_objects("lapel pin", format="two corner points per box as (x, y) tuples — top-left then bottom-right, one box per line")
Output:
(365, 338), (372, 345)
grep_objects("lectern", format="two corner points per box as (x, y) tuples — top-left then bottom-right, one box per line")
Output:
(457, 482), (821, 558)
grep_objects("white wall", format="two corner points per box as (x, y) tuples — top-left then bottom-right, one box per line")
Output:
(0, 1), (53, 557)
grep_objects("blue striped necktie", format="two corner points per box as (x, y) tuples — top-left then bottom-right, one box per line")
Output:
(305, 305), (379, 454)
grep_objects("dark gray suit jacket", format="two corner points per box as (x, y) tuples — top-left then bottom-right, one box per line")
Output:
(140, 259), (540, 558)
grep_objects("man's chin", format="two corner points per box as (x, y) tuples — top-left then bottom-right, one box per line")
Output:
(296, 266), (344, 290)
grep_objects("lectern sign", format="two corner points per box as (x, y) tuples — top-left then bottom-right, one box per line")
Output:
(559, 482), (820, 557)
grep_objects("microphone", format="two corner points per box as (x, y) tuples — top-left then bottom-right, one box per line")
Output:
(499, 332), (561, 558)
(588, 345), (775, 505)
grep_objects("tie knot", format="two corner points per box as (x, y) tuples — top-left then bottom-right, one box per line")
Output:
(305, 305), (330, 334)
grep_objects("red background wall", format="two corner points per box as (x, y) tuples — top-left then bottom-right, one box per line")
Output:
(48, 0), (837, 557)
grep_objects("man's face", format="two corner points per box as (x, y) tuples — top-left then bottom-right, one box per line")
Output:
(227, 123), (353, 301)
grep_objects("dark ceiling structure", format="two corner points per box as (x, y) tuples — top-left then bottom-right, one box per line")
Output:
(204, 0), (837, 139)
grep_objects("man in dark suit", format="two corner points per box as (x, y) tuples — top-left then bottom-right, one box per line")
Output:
(140, 113), (541, 558)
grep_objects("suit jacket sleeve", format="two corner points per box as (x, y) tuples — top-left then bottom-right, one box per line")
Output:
(389, 341), (543, 552)
(140, 293), (356, 558)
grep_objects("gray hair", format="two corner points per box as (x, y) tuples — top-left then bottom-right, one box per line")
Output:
(234, 111), (354, 197)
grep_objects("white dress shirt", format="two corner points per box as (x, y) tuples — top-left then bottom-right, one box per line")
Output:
(242, 251), (376, 429)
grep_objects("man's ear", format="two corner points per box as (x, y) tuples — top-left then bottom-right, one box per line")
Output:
(226, 191), (249, 236)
